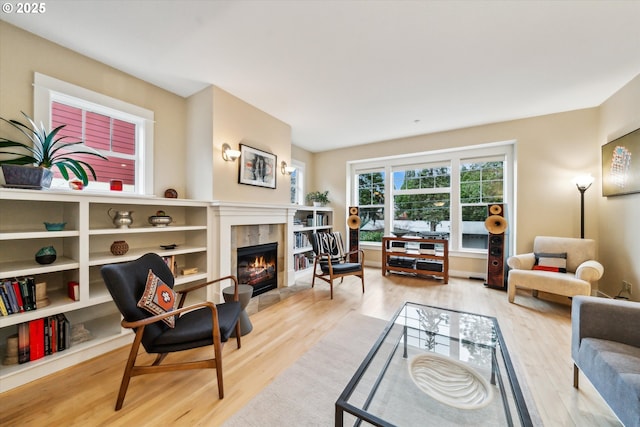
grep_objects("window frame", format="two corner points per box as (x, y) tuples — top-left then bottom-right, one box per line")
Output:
(290, 159), (306, 205)
(349, 141), (514, 257)
(33, 73), (155, 195)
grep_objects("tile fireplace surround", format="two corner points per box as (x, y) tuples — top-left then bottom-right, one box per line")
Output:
(210, 202), (298, 290)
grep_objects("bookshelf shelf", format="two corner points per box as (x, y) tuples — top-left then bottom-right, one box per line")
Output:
(0, 188), (211, 392)
(291, 206), (333, 277)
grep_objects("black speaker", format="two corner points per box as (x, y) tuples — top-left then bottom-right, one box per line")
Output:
(484, 203), (508, 290)
(347, 206), (360, 262)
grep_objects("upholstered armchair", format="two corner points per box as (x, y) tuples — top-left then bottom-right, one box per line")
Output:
(507, 236), (604, 303)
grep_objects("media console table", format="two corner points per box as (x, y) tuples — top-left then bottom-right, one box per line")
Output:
(381, 236), (449, 284)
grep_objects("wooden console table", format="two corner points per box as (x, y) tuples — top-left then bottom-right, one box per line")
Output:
(381, 236), (449, 284)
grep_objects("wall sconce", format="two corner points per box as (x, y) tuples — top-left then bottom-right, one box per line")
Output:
(574, 174), (594, 239)
(222, 143), (241, 162)
(280, 161), (296, 176)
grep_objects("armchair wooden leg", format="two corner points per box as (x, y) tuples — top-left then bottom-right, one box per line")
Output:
(235, 322), (242, 348)
(214, 340), (224, 399)
(115, 329), (144, 410)
(573, 364), (579, 388)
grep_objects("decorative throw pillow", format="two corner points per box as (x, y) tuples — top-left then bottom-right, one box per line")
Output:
(533, 252), (567, 273)
(137, 269), (178, 328)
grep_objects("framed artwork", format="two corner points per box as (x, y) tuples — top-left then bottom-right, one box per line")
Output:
(238, 144), (277, 189)
(602, 127), (640, 197)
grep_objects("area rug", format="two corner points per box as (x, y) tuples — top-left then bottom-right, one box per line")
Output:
(222, 312), (387, 426)
(222, 312), (541, 426)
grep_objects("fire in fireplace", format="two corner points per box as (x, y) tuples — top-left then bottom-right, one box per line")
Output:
(237, 242), (278, 297)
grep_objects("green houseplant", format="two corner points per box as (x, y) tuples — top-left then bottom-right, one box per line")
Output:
(306, 190), (330, 206)
(0, 112), (107, 188)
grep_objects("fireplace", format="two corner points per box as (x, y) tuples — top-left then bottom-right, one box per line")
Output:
(237, 242), (278, 297)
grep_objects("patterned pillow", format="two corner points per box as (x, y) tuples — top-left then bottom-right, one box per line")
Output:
(533, 252), (567, 273)
(137, 269), (178, 328)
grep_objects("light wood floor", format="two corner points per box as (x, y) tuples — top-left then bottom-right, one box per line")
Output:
(0, 269), (621, 426)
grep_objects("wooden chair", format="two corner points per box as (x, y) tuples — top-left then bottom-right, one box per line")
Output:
(311, 231), (365, 299)
(100, 253), (242, 410)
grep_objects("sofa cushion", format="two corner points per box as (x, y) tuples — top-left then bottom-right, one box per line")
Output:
(577, 338), (640, 427)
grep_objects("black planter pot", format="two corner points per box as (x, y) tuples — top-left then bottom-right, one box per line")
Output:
(1, 165), (53, 189)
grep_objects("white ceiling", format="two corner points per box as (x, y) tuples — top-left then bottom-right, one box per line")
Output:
(3, 1), (640, 152)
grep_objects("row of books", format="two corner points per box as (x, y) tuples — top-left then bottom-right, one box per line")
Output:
(17, 314), (71, 364)
(1, 277), (37, 316)
(293, 253), (313, 271)
(293, 232), (311, 249)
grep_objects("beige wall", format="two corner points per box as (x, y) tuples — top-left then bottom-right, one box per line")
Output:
(597, 74), (640, 300)
(210, 86), (292, 204)
(312, 109), (601, 278)
(0, 22), (188, 197)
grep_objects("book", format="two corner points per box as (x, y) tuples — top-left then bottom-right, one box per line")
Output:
(0, 294), (7, 316)
(4, 280), (19, 313)
(29, 318), (45, 361)
(0, 285), (12, 315)
(27, 277), (37, 310)
(17, 322), (30, 363)
(12, 281), (25, 312)
(19, 278), (34, 311)
(56, 314), (67, 351)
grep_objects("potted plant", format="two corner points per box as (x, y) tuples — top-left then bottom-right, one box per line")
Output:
(306, 190), (330, 206)
(0, 112), (107, 189)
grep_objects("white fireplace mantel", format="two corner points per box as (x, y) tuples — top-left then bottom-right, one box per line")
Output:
(209, 201), (298, 287)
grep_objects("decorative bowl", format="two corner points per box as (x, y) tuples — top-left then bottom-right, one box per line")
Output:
(35, 245), (57, 264)
(148, 215), (172, 227)
(44, 222), (67, 231)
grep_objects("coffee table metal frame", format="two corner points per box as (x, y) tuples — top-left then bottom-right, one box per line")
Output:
(335, 302), (533, 427)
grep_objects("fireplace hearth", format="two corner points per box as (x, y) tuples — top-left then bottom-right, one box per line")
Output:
(237, 242), (278, 297)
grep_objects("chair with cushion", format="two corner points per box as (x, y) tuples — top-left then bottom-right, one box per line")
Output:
(100, 252), (242, 410)
(507, 236), (604, 303)
(311, 231), (365, 299)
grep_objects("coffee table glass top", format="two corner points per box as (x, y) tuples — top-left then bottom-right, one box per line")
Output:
(335, 302), (532, 427)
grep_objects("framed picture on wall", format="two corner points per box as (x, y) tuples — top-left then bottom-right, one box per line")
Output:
(602, 127), (640, 197)
(238, 144), (277, 189)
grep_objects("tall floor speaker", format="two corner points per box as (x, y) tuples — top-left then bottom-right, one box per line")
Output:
(347, 206), (360, 262)
(484, 203), (508, 290)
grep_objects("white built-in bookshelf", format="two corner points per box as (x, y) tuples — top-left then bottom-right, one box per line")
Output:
(0, 188), (211, 392)
(291, 206), (333, 278)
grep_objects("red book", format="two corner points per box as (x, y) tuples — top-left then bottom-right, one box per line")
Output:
(12, 281), (25, 312)
(29, 318), (45, 361)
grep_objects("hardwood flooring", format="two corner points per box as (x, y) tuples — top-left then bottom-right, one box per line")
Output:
(0, 269), (621, 426)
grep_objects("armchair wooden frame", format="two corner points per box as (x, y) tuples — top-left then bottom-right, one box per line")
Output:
(312, 248), (365, 299)
(114, 275), (241, 411)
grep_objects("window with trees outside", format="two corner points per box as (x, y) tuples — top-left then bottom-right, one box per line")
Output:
(350, 142), (513, 254)
(290, 160), (305, 204)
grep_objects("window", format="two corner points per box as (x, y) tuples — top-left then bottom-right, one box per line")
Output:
(51, 102), (136, 188)
(290, 160), (305, 204)
(460, 158), (505, 250)
(349, 142), (513, 254)
(393, 163), (451, 239)
(356, 170), (386, 242)
(34, 73), (154, 194)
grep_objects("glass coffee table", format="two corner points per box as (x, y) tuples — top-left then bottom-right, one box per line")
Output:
(335, 302), (532, 426)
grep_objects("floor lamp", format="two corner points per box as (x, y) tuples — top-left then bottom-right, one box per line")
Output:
(574, 174), (594, 238)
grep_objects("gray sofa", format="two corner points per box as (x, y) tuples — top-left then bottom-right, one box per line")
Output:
(572, 296), (640, 427)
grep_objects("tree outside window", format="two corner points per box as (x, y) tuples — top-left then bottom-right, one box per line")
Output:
(357, 171), (385, 242)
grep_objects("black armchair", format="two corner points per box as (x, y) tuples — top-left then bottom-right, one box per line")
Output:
(311, 231), (365, 299)
(100, 253), (242, 410)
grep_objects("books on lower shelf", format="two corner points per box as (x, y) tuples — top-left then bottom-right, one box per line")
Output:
(293, 253), (313, 271)
(13, 314), (72, 365)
